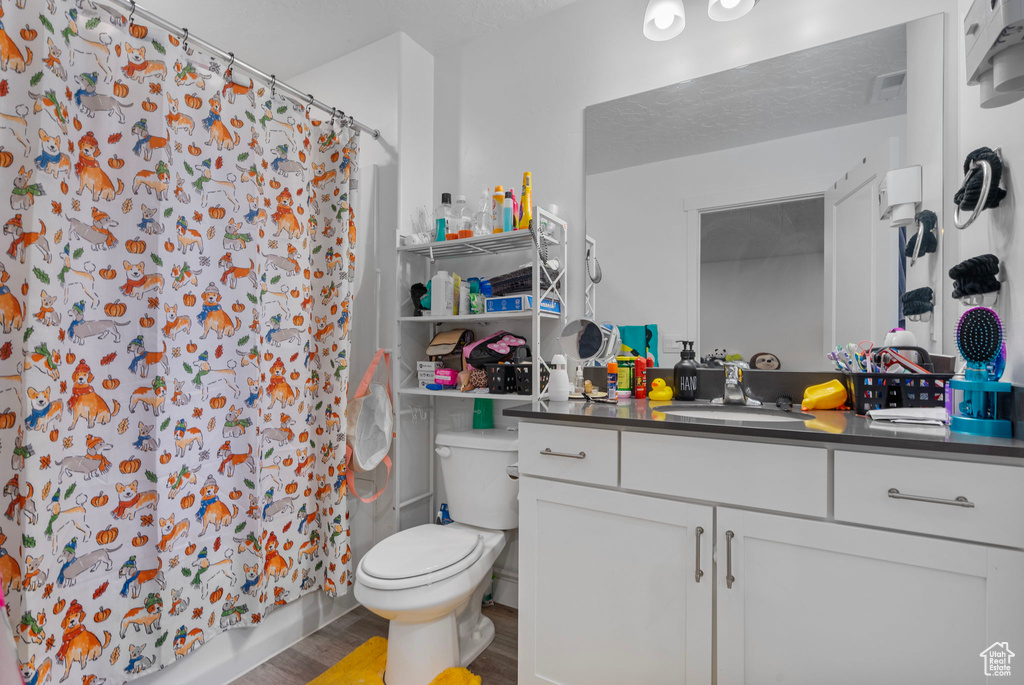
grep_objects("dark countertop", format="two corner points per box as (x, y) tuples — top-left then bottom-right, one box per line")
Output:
(504, 399), (1024, 464)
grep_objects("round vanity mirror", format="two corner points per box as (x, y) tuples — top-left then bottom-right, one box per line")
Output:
(559, 319), (620, 363)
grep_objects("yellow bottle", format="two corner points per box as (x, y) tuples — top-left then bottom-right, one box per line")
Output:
(518, 172), (533, 231)
(491, 185), (505, 234)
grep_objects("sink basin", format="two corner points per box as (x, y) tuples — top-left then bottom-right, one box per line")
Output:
(652, 406), (810, 423)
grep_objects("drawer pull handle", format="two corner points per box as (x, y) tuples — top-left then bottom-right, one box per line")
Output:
(887, 488), (975, 508)
(540, 448), (586, 460)
(694, 526), (704, 583)
(725, 530), (736, 589)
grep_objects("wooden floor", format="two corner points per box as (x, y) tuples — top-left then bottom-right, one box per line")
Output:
(230, 604), (518, 685)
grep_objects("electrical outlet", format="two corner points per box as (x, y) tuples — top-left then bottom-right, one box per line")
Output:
(662, 336), (685, 355)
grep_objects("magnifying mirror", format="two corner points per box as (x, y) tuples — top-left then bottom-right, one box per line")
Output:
(559, 319), (619, 364)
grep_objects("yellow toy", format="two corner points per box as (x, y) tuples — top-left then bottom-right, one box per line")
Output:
(649, 378), (675, 401)
(801, 379), (848, 411)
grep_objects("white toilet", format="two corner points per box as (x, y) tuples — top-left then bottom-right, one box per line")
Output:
(354, 429), (519, 685)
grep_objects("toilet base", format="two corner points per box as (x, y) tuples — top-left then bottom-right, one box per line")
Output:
(385, 613), (459, 685)
(458, 614), (494, 667)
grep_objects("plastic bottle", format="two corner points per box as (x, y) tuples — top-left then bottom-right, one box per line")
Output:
(492, 186), (505, 234)
(473, 188), (492, 236)
(548, 354), (572, 402)
(607, 361), (618, 401)
(430, 271), (454, 316)
(434, 193), (452, 242)
(454, 195), (472, 239)
(673, 341), (698, 401)
(518, 172), (533, 231)
(503, 191), (515, 232)
(445, 195), (460, 241)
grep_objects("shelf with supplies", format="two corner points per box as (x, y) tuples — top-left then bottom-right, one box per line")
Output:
(392, 205), (569, 530)
(397, 387), (539, 401)
(397, 227), (559, 259)
(399, 311), (561, 324)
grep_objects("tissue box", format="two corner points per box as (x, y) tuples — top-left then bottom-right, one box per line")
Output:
(435, 368), (459, 387)
(417, 360), (442, 372)
(485, 295), (561, 314)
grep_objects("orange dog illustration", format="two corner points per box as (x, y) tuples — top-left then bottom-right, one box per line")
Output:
(0, 262), (23, 333)
(165, 94), (194, 135)
(112, 479), (158, 520)
(271, 188), (302, 239)
(173, 626), (204, 660)
(68, 359), (119, 430)
(217, 442), (255, 477)
(75, 131), (124, 202)
(0, 16), (32, 73)
(5, 215), (51, 264)
(203, 94), (239, 150)
(196, 475), (238, 535)
(26, 386), (63, 432)
(197, 282), (240, 340)
(35, 128), (72, 180)
(266, 357), (296, 409)
(263, 532), (293, 586)
(0, 533), (21, 593)
(161, 303), (192, 341)
(156, 513), (189, 553)
(222, 67), (255, 106)
(173, 419), (204, 458)
(122, 44), (166, 83)
(120, 260), (164, 299)
(57, 600), (110, 683)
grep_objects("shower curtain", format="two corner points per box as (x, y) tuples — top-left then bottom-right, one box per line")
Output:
(0, 1), (357, 681)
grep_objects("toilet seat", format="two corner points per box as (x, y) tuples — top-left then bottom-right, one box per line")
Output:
(358, 524), (484, 591)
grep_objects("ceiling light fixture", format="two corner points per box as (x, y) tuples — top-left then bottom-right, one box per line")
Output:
(708, 0), (758, 22)
(644, 0), (686, 41)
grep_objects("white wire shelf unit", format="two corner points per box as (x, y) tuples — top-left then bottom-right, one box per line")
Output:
(392, 208), (568, 529)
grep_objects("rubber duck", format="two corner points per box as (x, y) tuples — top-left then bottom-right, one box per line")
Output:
(649, 378), (675, 401)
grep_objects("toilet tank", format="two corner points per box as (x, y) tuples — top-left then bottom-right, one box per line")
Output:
(436, 430), (519, 530)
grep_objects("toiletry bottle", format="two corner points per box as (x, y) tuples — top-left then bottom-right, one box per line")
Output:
(454, 195), (472, 239)
(634, 357), (647, 400)
(607, 361), (618, 401)
(673, 342), (698, 401)
(474, 188), (492, 236)
(503, 191), (515, 232)
(518, 172), (533, 231)
(548, 354), (572, 402)
(445, 195), (460, 241)
(431, 271), (454, 316)
(434, 193), (452, 242)
(492, 186), (505, 234)
(574, 365), (585, 394)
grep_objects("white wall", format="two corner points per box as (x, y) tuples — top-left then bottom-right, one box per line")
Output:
(586, 116), (907, 343)
(956, 0), (1024, 385)
(701, 253), (825, 369)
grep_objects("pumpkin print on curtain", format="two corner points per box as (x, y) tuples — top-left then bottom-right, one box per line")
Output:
(0, 1), (358, 682)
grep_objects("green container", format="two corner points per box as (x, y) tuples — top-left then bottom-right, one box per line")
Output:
(472, 398), (494, 429)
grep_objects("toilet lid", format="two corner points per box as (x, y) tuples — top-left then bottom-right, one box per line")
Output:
(361, 524), (482, 582)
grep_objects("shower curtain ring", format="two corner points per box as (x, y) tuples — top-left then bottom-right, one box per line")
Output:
(330, 107), (338, 126)
(226, 51), (235, 72)
(307, 93), (314, 115)
(182, 27), (189, 52)
(128, 0), (136, 27)
(270, 75), (276, 98)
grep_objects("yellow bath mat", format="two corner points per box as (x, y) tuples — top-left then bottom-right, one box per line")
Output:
(307, 636), (482, 685)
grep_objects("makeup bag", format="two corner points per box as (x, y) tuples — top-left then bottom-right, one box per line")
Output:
(464, 330), (529, 369)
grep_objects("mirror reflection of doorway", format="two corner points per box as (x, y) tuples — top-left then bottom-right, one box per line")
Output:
(699, 196), (825, 370)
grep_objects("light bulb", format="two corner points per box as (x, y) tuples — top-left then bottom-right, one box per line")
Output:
(708, 0), (758, 22)
(644, 0), (686, 41)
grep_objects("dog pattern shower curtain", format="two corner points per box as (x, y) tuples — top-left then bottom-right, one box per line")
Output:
(0, 1), (357, 681)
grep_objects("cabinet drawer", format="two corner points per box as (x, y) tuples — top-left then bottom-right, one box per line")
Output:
(621, 433), (827, 516)
(518, 422), (619, 486)
(834, 451), (1024, 548)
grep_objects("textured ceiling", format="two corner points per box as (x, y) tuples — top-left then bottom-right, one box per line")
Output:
(137, 0), (583, 78)
(701, 197), (825, 264)
(586, 24), (908, 176)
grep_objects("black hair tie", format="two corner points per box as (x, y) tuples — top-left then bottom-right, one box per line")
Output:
(949, 254), (1001, 299)
(901, 287), (934, 317)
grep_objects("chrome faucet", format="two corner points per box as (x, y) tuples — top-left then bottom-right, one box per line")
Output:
(714, 363), (762, 406)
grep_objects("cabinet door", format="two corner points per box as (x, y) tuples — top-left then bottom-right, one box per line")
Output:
(716, 508), (1024, 685)
(520, 478), (713, 685)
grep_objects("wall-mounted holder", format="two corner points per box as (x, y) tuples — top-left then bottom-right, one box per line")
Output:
(953, 147), (1006, 230)
(965, 0), (1024, 109)
(950, 253), (1001, 306)
(902, 286), (934, 323)
(878, 166), (922, 228)
(906, 210), (939, 268)
(960, 291), (1000, 308)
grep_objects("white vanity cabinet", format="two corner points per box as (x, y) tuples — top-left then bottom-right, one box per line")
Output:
(716, 507), (1024, 684)
(519, 477), (713, 684)
(517, 421), (1024, 685)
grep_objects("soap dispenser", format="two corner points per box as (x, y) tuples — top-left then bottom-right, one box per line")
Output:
(674, 341), (698, 401)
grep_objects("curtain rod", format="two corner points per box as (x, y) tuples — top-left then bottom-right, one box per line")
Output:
(102, 0), (380, 139)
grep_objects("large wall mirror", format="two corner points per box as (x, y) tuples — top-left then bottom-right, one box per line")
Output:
(585, 16), (946, 371)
